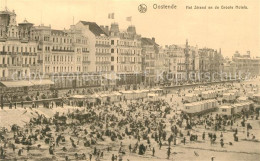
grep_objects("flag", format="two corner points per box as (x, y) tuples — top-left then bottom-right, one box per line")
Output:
(126, 16), (132, 22)
(108, 13), (114, 19)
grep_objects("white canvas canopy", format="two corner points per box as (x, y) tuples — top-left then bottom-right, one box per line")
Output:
(148, 93), (159, 101)
(71, 95), (87, 99)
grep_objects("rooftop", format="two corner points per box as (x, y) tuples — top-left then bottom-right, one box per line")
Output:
(80, 21), (108, 36)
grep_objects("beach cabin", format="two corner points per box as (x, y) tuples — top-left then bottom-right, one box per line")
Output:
(201, 90), (217, 99)
(184, 93), (198, 103)
(253, 94), (260, 103)
(223, 93), (237, 101)
(219, 105), (234, 116)
(237, 96), (248, 102)
(247, 92), (255, 98)
(194, 88), (202, 95)
(70, 95), (87, 107)
(183, 99), (218, 115)
(228, 90), (239, 96)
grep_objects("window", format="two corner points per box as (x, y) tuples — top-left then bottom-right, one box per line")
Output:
(111, 56), (114, 61)
(111, 65), (114, 71)
(111, 40), (114, 45)
(111, 48), (114, 53)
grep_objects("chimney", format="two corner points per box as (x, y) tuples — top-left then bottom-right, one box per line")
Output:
(100, 25), (104, 30)
(152, 37), (155, 42)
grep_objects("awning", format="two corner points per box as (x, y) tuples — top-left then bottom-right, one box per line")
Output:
(0, 79), (54, 87)
(0, 80), (34, 87)
(71, 95), (87, 99)
(30, 79), (54, 85)
(102, 74), (120, 80)
(91, 93), (100, 98)
(112, 92), (122, 96)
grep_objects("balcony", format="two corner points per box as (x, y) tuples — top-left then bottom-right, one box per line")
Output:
(0, 51), (7, 55)
(96, 52), (110, 55)
(37, 60), (43, 63)
(52, 49), (75, 52)
(82, 50), (90, 53)
(0, 64), (7, 68)
(20, 38), (29, 43)
(83, 61), (91, 64)
(0, 37), (7, 42)
(95, 44), (110, 47)
(22, 64), (30, 67)
(96, 61), (110, 64)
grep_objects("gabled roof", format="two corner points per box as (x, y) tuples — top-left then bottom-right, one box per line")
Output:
(141, 37), (158, 46)
(79, 21), (108, 36)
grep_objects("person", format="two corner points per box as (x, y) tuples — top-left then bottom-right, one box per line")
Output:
(112, 154), (115, 161)
(159, 141), (162, 149)
(220, 139), (224, 147)
(152, 147), (155, 156)
(167, 146), (171, 159)
(183, 137), (186, 145)
(89, 154), (92, 161)
(129, 144), (132, 152)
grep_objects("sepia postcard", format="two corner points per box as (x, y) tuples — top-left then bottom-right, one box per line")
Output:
(0, 0), (259, 160)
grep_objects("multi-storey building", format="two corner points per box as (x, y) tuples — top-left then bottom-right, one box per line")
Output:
(75, 21), (110, 73)
(108, 23), (142, 85)
(198, 48), (223, 81)
(0, 9), (39, 80)
(232, 51), (260, 77)
(141, 37), (159, 86)
(155, 47), (170, 84)
(34, 24), (94, 89)
(35, 25), (88, 75)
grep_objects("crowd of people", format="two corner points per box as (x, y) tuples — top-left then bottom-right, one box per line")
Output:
(0, 81), (259, 160)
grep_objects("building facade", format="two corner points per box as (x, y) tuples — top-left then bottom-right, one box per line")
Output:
(141, 37), (158, 86)
(0, 9), (39, 80)
(109, 23), (142, 85)
(231, 51), (260, 77)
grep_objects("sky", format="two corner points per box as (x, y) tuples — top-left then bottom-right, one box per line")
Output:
(3, 0), (260, 58)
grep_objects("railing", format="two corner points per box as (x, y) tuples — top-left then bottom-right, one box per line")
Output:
(52, 49), (75, 52)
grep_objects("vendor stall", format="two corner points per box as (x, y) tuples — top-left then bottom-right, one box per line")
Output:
(150, 88), (163, 96)
(108, 92), (122, 102)
(121, 91), (135, 100)
(147, 93), (159, 102)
